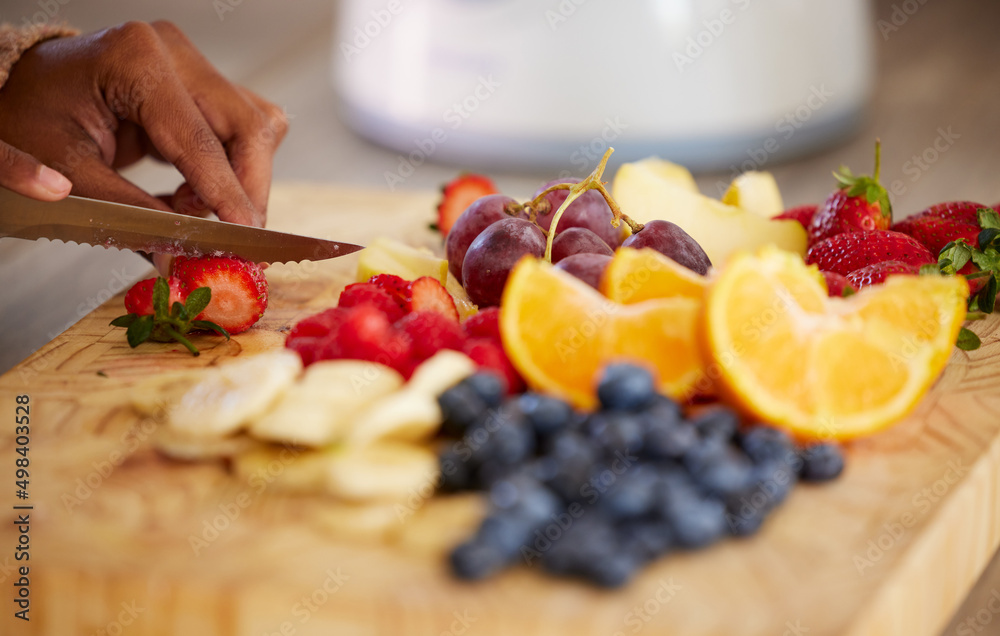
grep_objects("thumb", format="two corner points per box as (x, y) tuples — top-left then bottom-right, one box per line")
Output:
(0, 141), (72, 200)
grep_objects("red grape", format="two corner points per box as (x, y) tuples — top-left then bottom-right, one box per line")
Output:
(532, 178), (622, 249)
(446, 194), (519, 284)
(553, 253), (612, 290)
(462, 218), (546, 307)
(551, 227), (614, 263)
(621, 220), (712, 275)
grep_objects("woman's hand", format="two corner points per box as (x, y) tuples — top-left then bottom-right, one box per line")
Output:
(0, 20), (288, 227)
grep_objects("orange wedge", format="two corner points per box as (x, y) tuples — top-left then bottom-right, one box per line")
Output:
(702, 247), (968, 440)
(500, 257), (706, 409)
(600, 247), (708, 303)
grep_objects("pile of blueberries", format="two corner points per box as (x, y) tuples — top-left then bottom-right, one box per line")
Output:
(436, 363), (844, 588)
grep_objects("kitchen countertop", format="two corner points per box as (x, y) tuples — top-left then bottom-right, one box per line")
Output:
(0, 0), (997, 632)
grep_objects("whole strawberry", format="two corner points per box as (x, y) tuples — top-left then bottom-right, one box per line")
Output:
(774, 204), (818, 231)
(808, 141), (892, 245)
(845, 260), (919, 290)
(820, 271), (856, 297)
(890, 201), (985, 255)
(805, 230), (935, 276)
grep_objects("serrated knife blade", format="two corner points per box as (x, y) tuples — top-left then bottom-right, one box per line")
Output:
(0, 188), (363, 263)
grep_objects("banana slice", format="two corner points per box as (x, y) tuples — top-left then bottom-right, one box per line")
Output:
(130, 369), (203, 416)
(347, 389), (441, 445)
(232, 445), (333, 494)
(249, 360), (403, 447)
(395, 493), (487, 554)
(406, 350), (476, 396)
(347, 351), (474, 445)
(324, 443), (439, 503)
(167, 350), (302, 438)
(153, 428), (259, 462)
(311, 501), (403, 543)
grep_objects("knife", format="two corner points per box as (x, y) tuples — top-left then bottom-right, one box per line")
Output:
(0, 188), (363, 263)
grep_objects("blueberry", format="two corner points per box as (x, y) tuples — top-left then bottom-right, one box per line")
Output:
(489, 475), (561, 526)
(461, 373), (505, 407)
(539, 516), (618, 577)
(472, 407), (535, 465)
(690, 448), (756, 499)
(584, 551), (641, 588)
(662, 494), (727, 549)
(598, 464), (659, 520)
(542, 431), (598, 502)
(450, 539), (509, 580)
(518, 393), (574, 437)
(438, 384), (486, 436)
(739, 426), (795, 465)
(798, 443), (845, 482)
(618, 520), (673, 562)
(724, 500), (767, 537)
(438, 447), (476, 492)
(691, 407), (739, 441)
(642, 418), (698, 461)
(586, 411), (644, 457)
(751, 458), (797, 507)
(597, 363), (657, 412)
(476, 513), (536, 559)
(681, 436), (729, 475)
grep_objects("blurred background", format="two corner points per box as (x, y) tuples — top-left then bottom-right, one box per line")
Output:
(0, 0), (998, 630)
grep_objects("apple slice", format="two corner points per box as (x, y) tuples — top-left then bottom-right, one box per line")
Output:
(721, 171), (784, 218)
(612, 160), (806, 266)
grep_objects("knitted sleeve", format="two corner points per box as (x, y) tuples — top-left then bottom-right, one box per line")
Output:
(0, 22), (79, 89)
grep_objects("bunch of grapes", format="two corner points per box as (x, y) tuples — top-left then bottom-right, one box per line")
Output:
(446, 179), (711, 307)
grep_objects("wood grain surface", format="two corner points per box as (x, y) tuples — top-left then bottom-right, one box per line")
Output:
(1, 183), (998, 636)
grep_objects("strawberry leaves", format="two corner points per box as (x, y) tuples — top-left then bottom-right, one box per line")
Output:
(933, 207), (1000, 351)
(832, 139), (892, 219)
(110, 277), (229, 356)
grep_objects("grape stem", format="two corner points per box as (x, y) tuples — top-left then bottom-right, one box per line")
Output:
(536, 148), (644, 262)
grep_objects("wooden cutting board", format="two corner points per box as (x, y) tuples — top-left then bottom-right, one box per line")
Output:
(1, 183), (998, 636)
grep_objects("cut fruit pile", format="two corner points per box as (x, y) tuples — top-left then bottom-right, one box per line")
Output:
(285, 274), (523, 390)
(130, 142), (993, 591)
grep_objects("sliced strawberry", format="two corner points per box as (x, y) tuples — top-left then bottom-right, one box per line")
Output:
(805, 230), (935, 276)
(334, 305), (415, 375)
(463, 337), (524, 394)
(285, 336), (324, 366)
(846, 260), (919, 289)
(368, 274), (412, 313)
(820, 271), (856, 298)
(436, 174), (498, 237)
(774, 204), (818, 231)
(339, 282), (406, 322)
(287, 307), (348, 340)
(397, 311), (467, 362)
(124, 276), (188, 315)
(173, 256), (268, 334)
(409, 276), (459, 322)
(462, 307), (501, 342)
